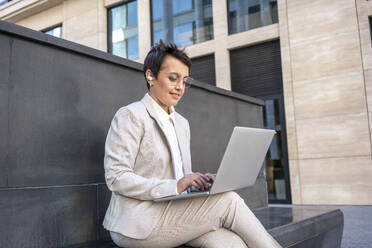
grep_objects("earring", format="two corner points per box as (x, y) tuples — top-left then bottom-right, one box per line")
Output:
(147, 76), (153, 80)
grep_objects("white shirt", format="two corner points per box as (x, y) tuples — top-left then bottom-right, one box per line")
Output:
(146, 93), (184, 194)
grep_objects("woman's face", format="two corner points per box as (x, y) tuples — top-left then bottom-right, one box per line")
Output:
(148, 55), (189, 113)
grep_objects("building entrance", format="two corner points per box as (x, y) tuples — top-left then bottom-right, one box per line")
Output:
(230, 40), (291, 203)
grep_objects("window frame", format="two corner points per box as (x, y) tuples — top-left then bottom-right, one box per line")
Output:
(107, 0), (139, 59)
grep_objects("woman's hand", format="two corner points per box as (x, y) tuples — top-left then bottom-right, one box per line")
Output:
(177, 173), (216, 194)
(204, 173), (216, 184)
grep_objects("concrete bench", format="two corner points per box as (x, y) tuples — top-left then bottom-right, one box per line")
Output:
(86, 206), (343, 248)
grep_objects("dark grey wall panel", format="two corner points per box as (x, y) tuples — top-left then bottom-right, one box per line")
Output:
(0, 35), (10, 85)
(7, 36), (147, 187)
(0, 84), (8, 187)
(190, 54), (216, 86)
(0, 186), (97, 248)
(180, 90), (262, 175)
(98, 184), (111, 241)
(236, 178), (268, 208)
(179, 89), (266, 207)
(0, 35), (10, 187)
(230, 40), (283, 98)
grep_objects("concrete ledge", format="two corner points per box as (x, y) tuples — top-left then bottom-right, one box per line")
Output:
(258, 207), (344, 248)
(0, 20), (264, 106)
(77, 206), (343, 248)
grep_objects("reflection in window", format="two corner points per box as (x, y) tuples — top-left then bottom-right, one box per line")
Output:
(151, 0), (214, 47)
(0, 0), (12, 6)
(174, 23), (194, 47)
(108, 1), (139, 60)
(43, 25), (63, 38)
(172, 0), (192, 14)
(227, 0), (278, 35)
(263, 98), (286, 201)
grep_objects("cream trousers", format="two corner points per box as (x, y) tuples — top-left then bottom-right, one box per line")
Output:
(110, 192), (282, 248)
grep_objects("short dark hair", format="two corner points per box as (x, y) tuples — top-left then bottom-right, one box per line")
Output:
(143, 40), (192, 89)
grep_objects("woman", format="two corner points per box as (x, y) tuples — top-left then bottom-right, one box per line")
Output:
(103, 41), (282, 248)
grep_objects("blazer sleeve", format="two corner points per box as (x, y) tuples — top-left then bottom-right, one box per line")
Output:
(104, 107), (178, 200)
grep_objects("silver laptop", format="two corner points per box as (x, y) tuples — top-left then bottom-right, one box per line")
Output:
(153, 126), (275, 202)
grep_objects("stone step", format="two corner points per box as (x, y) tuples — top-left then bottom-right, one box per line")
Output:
(79, 206), (343, 248)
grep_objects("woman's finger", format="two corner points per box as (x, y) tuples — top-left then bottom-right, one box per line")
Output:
(196, 172), (210, 182)
(205, 173), (215, 182)
(191, 180), (199, 189)
(194, 177), (206, 191)
(196, 175), (210, 190)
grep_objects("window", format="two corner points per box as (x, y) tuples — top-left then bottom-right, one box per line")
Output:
(227, 0), (278, 35)
(0, 0), (13, 6)
(108, 1), (139, 60)
(42, 25), (63, 38)
(151, 0), (213, 47)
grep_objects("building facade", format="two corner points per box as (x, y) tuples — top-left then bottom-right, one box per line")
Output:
(1, 0), (372, 205)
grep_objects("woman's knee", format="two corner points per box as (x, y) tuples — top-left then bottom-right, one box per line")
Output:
(221, 191), (244, 204)
(188, 228), (248, 248)
(110, 231), (126, 247)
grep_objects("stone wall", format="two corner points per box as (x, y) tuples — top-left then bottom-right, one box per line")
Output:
(278, 0), (372, 205)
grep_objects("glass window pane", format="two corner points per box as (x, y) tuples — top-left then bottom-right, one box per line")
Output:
(0, 0), (12, 6)
(128, 1), (138, 26)
(152, 0), (163, 20)
(153, 31), (164, 44)
(173, 23), (193, 47)
(227, 0), (278, 35)
(43, 25), (63, 38)
(263, 98), (287, 201)
(127, 35), (138, 60)
(151, 0), (213, 47)
(172, 0), (192, 14)
(108, 1), (139, 60)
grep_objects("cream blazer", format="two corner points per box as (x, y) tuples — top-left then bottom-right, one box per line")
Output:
(103, 94), (192, 239)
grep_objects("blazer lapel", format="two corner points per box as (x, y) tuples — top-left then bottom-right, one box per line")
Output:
(174, 115), (191, 175)
(141, 94), (177, 177)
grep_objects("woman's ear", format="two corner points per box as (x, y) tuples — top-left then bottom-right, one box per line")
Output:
(145, 70), (153, 80)
(145, 69), (154, 87)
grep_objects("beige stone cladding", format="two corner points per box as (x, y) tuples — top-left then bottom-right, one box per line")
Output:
(280, 0), (372, 205)
(1, 0), (108, 51)
(15, 3), (63, 31)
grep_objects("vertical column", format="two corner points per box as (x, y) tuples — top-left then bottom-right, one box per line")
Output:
(138, 0), (152, 63)
(277, 0), (301, 204)
(356, 0), (372, 159)
(97, 0), (107, 52)
(62, 0), (67, 40)
(212, 0), (231, 90)
(214, 49), (231, 90)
